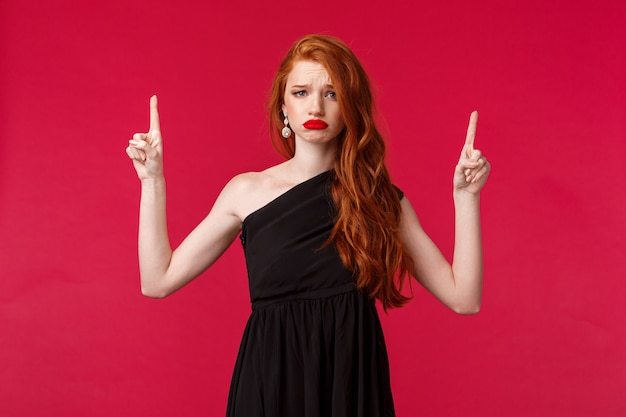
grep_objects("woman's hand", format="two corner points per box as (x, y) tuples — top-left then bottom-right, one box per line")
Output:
(454, 111), (490, 194)
(126, 95), (164, 181)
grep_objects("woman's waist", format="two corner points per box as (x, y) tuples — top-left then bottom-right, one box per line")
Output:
(251, 282), (362, 310)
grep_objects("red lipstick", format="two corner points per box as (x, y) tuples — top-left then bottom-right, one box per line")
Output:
(303, 119), (328, 129)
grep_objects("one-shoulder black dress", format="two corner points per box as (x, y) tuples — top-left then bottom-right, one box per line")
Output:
(226, 170), (398, 417)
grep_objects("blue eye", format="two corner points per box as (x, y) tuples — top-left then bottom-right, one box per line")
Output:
(293, 90), (307, 97)
(326, 91), (337, 99)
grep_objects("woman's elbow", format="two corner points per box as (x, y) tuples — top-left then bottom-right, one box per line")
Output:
(140, 282), (172, 299)
(451, 302), (481, 315)
(142, 288), (165, 298)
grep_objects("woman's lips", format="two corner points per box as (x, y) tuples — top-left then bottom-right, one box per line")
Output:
(303, 119), (328, 129)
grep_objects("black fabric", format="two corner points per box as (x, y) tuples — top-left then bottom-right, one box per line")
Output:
(227, 170), (396, 417)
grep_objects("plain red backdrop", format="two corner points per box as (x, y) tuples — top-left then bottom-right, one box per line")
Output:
(1, 1), (624, 416)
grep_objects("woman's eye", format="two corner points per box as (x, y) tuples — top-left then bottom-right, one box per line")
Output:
(293, 90), (306, 97)
(326, 91), (337, 99)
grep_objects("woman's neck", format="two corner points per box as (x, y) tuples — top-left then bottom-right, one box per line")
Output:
(287, 138), (337, 179)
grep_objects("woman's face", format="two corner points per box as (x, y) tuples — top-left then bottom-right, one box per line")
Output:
(281, 60), (345, 145)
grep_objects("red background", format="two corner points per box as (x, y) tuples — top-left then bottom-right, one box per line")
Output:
(1, 1), (625, 416)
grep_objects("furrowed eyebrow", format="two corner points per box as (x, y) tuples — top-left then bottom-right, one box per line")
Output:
(289, 84), (335, 89)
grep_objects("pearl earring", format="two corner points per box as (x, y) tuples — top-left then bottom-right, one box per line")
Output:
(281, 113), (292, 139)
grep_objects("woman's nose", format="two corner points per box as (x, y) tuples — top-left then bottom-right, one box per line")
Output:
(308, 95), (324, 116)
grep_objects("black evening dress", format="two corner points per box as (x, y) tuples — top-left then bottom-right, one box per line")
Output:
(226, 170), (399, 417)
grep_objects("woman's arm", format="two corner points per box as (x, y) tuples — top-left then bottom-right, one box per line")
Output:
(400, 112), (490, 314)
(126, 96), (242, 298)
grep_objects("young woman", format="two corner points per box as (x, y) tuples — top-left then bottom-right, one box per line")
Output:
(126, 34), (490, 417)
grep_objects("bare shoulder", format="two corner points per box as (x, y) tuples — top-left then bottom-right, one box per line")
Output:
(220, 166), (292, 222)
(225, 171), (269, 193)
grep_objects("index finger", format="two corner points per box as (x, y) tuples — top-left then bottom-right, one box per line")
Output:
(465, 110), (478, 147)
(149, 95), (161, 132)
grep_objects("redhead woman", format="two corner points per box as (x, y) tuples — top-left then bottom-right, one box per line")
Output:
(126, 34), (490, 417)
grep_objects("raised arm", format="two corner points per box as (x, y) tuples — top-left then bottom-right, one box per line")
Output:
(400, 111), (490, 314)
(126, 96), (242, 298)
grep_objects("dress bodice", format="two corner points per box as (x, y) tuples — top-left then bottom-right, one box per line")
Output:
(240, 170), (354, 305)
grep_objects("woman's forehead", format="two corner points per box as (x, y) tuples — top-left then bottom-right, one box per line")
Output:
(286, 60), (333, 86)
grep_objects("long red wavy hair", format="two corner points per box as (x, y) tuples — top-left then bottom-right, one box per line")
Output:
(268, 34), (413, 310)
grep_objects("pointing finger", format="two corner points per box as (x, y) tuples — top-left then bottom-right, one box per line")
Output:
(465, 111), (478, 148)
(149, 95), (160, 133)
